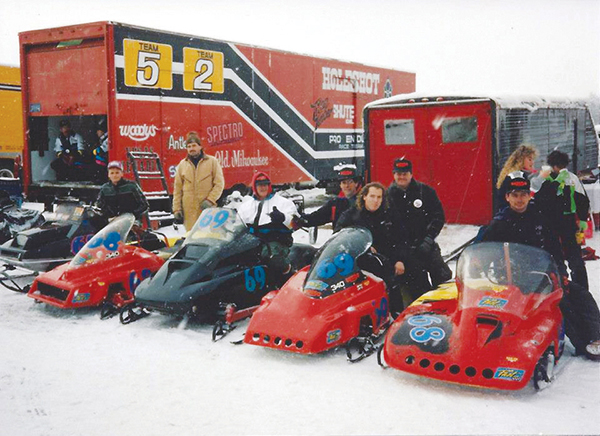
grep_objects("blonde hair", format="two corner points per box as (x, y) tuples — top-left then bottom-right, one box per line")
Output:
(356, 182), (388, 211)
(185, 131), (202, 146)
(496, 144), (538, 189)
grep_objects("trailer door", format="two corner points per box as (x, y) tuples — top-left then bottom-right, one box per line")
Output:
(425, 101), (493, 225)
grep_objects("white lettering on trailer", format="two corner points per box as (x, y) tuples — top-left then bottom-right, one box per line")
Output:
(321, 67), (381, 95)
(214, 149), (269, 168)
(333, 104), (355, 124)
(329, 135), (342, 144)
(168, 135), (187, 150)
(206, 122), (244, 145)
(119, 124), (158, 142)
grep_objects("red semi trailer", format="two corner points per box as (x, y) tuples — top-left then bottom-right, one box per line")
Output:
(18, 22), (415, 204)
(364, 94), (599, 225)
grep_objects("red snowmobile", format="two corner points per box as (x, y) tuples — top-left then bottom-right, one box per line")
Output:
(244, 227), (391, 361)
(380, 242), (565, 390)
(27, 214), (165, 318)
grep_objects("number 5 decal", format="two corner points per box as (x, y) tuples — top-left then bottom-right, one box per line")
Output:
(123, 39), (173, 89)
(137, 51), (161, 86)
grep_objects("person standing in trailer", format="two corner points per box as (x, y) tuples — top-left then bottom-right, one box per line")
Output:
(172, 132), (225, 230)
(93, 118), (109, 183)
(387, 158), (452, 288)
(51, 119), (86, 181)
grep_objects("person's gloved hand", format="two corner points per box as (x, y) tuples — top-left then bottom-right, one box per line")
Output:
(200, 200), (214, 210)
(579, 220), (588, 232)
(173, 211), (184, 224)
(291, 215), (308, 230)
(269, 206), (285, 224)
(416, 236), (435, 257)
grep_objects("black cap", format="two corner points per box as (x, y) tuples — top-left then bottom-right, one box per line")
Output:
(337, 166), (358, 181)
(503, 171), (530, 193)
(393, 158), (412, 173)
(59, 119), (71, 128)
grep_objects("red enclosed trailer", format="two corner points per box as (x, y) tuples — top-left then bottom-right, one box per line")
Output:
(18, 21), (415, 204)
(364, 94), (599, 225)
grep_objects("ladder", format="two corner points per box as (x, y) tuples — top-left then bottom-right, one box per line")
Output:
(127, 151), (172, 229)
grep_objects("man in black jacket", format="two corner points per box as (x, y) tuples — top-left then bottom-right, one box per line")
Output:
(481, 171), (600, 361)
(335, 182), (420, 313)
(95, 161), (149, 225)
(295, 165), (360, 229)
(387, 158), (452, 287)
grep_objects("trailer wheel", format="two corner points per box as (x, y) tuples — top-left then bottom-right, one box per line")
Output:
(533, 347), (555, 390)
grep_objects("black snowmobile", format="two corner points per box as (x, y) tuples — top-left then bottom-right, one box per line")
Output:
(0, 190), (44, 245)
(120, 207), (317, 326)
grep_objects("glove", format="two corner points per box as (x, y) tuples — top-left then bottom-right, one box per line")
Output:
(579, 221), (588, 232)
(291, 215), (308, 230)
(200, 200), (214, 210)
(416, 236), (435, 257)
(269, 206), (285, 224)
(173, 211), (184, 224)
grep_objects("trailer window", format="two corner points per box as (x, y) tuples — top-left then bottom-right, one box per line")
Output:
(441, 117), (478, 143)
(384, 119), (415, 145)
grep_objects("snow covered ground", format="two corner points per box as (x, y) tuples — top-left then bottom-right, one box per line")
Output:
(1, 197), (599, 436)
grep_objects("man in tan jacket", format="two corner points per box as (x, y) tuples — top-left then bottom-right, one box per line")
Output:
(172, 132), (225, 230)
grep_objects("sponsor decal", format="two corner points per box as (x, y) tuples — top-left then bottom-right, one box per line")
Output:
(119, 124), (158, 142)
(206, 122), (244, 146)
(326, 329), (342, 344)
(72, 292), (91, 304)
(383, 79), (393, 98)
(333, 104), (355, 125)
(321, 67), (381, 95)
(168, 135), (187, 150)
(493, 367), (525, 382)
(305, 280), (328, 291)
(213, 149), (269, 169)
(330, 280), (345, 292)
(311, 98), (333, 128)
(505, 356), (519, 363)
(478, 296), (508, 309)
(345, 272), (360, 283)
(303, 288), (322, 297)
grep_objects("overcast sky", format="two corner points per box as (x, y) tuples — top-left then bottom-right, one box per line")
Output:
(2, 0), (599, 98)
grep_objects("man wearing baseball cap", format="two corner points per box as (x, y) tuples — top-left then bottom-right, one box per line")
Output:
(294, 165), (361, 229)
(387, 157), (451, 293)
(481, 171), (600, 361)
(95, 160), (149, 224)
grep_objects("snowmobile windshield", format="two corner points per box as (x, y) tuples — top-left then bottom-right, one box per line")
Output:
(68, 214), (135, 269)
(303, 227), (373, 299)
(184, 208), (246, 247)
(456, 242), (561, 315)
(46, 202), (87, 223)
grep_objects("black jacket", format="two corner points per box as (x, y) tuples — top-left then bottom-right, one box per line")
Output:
(480, 203), (567, 277)
(534, 175), (590, 224)
(303, 194), (356, 228)
(96, 179), (149, 221)
(335, 206), (410, 265)
(387, 179), (445, 245)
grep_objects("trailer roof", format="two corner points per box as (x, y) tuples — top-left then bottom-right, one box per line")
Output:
(365, 92), (589, 111)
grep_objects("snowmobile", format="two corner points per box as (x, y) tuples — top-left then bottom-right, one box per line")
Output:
(120, 207), (317, 325)
(244, 227), (391, 362)
(0, 200), (168, 292)
(0, 190), (44, 245)
(27, 214), (165, 319)
(379, 242), (565, 390)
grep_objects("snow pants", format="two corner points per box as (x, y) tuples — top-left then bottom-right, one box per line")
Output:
(560, 281), (600, 354)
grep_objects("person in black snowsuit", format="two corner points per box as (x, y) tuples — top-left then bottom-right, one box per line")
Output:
(335, 182), (413, 314)
(295, 165), (360, 229)
(480, 171), (600, 361)
(387, 158), (452, 288)
(534, 150), (590, 290)
(50, 119), (86, 181)
(95, 161), (149, 225)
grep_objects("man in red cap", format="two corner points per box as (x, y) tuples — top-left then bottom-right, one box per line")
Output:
(481, 171), (600, 361)
(238, 172), (299, 276)
(295, 164), (361, 229)
(387, 157), (451, 291)
(95, 160), (148, 225)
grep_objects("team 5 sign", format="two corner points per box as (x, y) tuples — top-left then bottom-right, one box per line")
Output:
(123, 39), (224, 93)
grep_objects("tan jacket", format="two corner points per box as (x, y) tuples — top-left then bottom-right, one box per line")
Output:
(172, 154), (225, 230)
